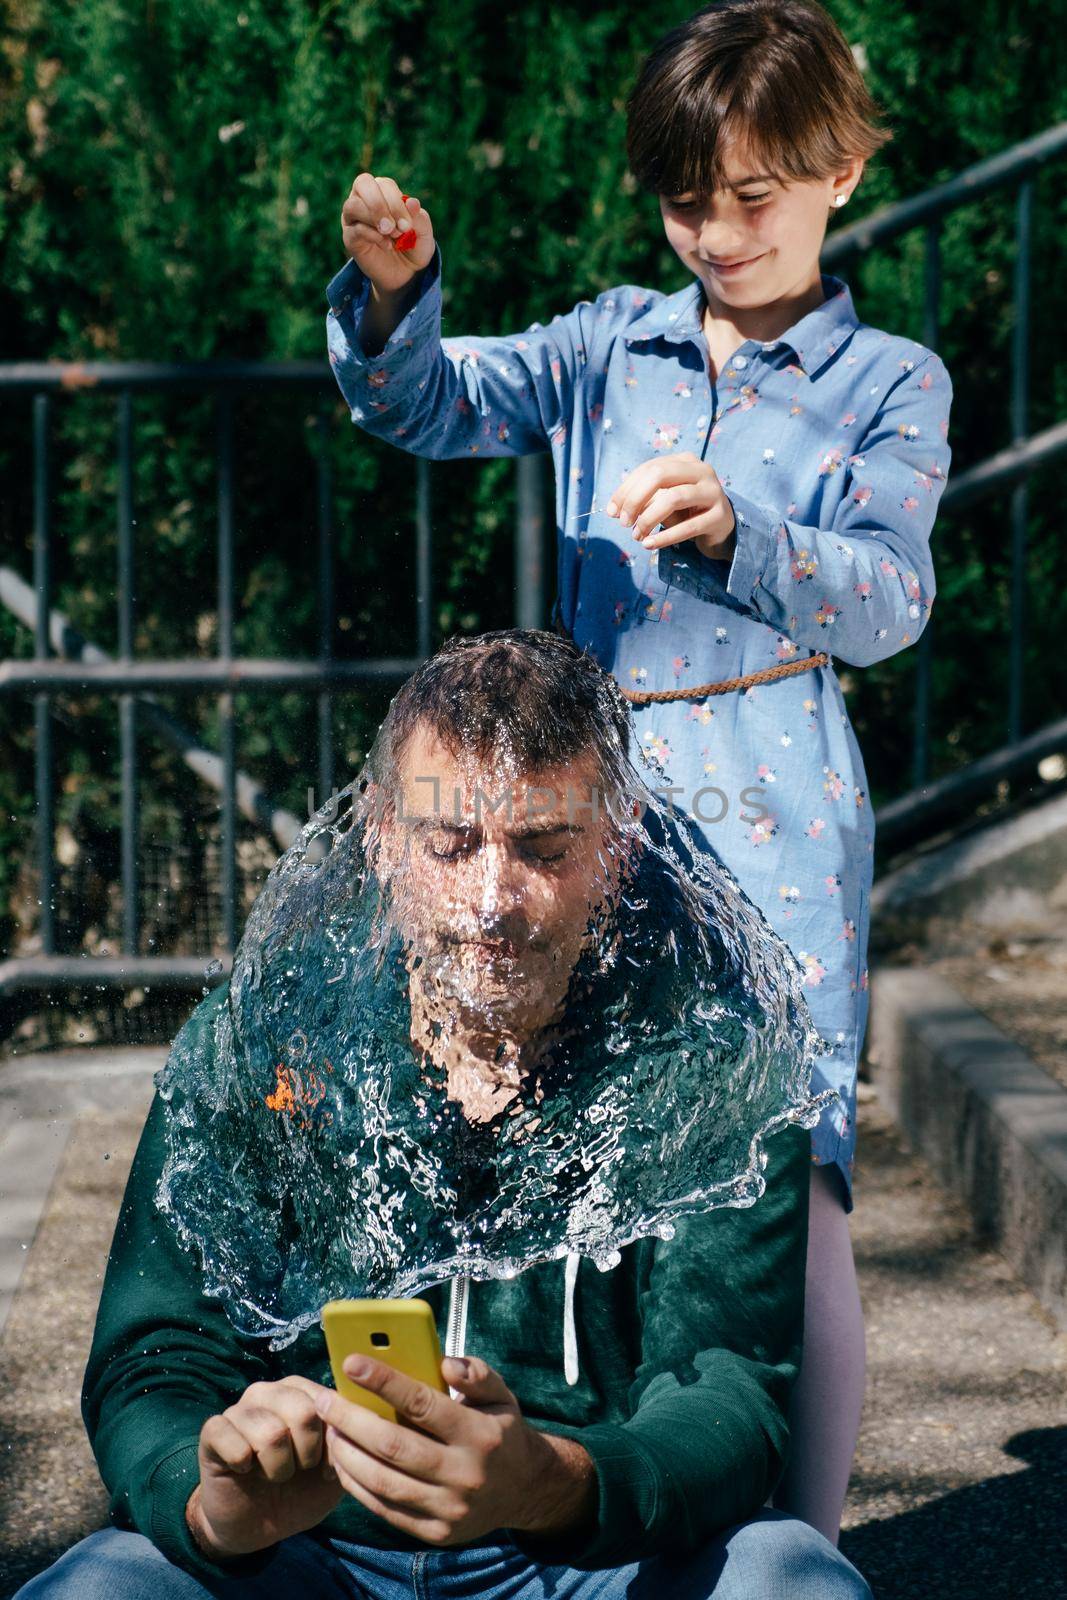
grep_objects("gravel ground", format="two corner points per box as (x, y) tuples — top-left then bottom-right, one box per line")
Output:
(2, 1087), (1066, 1598)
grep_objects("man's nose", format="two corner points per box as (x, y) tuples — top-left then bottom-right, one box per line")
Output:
(474, 842), (526, 917)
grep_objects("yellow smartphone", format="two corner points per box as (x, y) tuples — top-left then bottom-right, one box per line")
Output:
(320, 1297), (448, 1423)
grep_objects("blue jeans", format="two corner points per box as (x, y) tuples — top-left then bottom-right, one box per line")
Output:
(12, 1513), (873, 1598)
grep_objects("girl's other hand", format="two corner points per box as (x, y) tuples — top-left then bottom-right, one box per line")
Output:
(341, 172), (435, 295)
(605, 452), (737, 563)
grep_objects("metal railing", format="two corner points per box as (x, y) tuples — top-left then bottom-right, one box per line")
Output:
(822, 120), (1067, 843)
(2, 123), (1067, 996)
(0, 363), (549, 996)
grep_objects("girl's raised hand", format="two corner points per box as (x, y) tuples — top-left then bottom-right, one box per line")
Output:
(605, 452), (738, 563)
(341, 172), (435, 295)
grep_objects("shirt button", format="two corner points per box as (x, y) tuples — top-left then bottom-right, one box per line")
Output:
(734, 354), (748, 368)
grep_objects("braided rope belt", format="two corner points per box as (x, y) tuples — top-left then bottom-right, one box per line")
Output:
(619, 651), (831, 704)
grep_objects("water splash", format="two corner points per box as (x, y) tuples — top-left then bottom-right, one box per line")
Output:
(155, 642), (836, 1350)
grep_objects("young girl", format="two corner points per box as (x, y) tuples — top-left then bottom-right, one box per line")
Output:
(326, 0), (953, 1550)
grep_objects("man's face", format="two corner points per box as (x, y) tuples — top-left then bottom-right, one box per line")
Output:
(370, 720), (630, 1035)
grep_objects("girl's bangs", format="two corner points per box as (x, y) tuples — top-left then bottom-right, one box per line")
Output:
(651, 86), (839, 198)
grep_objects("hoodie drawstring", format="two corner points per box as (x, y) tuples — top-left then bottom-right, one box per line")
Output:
(563, 1252), (580, 1386)
(445, 1256), (580, 1393)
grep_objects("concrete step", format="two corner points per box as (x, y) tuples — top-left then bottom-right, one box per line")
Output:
(872, 785), (1067, 947)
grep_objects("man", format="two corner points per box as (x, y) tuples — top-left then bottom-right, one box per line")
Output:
(14, 630), (873, 1598)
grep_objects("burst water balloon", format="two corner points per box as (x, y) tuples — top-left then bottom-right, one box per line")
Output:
(155, 652), (836, 1349)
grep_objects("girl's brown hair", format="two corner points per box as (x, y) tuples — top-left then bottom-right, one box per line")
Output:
(625, 0), (892, 199)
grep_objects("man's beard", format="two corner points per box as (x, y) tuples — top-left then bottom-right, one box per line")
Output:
(407, 940), (576, 1079)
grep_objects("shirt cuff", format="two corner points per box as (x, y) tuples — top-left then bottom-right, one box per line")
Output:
(325, 241), (443, 391)
(147, 1439), (280, 1585)
(502, 1420), (667, 1571)
(656, 488), (776, 612)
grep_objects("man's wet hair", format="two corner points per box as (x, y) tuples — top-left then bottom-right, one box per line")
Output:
(373, 628), (633, 787)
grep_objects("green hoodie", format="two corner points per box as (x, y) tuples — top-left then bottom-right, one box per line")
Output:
(81, 988), (811, 1585)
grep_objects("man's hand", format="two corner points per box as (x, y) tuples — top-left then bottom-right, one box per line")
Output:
(315, 1352), (597, 1548)
(187, 1375), (345, 1560)
(605, 451), (737, 563)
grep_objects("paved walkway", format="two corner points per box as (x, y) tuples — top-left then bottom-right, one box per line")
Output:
(0, 1045), (166, 1336)
(0, 1055), (1065, 1597)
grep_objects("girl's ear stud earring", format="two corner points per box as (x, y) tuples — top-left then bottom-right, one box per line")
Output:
(833, 195), (848, 208)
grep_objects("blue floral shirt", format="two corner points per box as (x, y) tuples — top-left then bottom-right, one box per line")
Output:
(324, 242), (954, 1212)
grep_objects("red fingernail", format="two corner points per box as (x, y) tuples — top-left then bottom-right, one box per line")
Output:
(394, 229), (418, 252)
(401, 193), (410, 202)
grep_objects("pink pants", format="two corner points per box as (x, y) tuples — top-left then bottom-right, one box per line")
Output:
(766, 1162), (867, 1547)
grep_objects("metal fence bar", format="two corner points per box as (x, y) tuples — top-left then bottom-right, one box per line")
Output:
(416, 455), (432, 660)
(117, 390), (140, 956)
(1009, 177), (1032, 746)
(820, 120), (1067, 268)
(0, 955), (232, 994)
(911, 218), (943, 791)
(116, 392), (135, 658)
(1, 658), (426, 691)
(0, 566), (309, 850)
(937, 415), (1067, 512)
(877, 710), (1067, 848)
(0, 360), (335, 392)
(216, 394), (237, 952)
(32, 394), (55, 956)
(515, 455), (546, 632)
(316, 403), (335, 812)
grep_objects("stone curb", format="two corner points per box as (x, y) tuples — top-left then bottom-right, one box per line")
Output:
(866, 963), (1067, 1331)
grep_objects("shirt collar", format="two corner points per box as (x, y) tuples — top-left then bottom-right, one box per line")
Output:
(622, 272), (860, 380)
